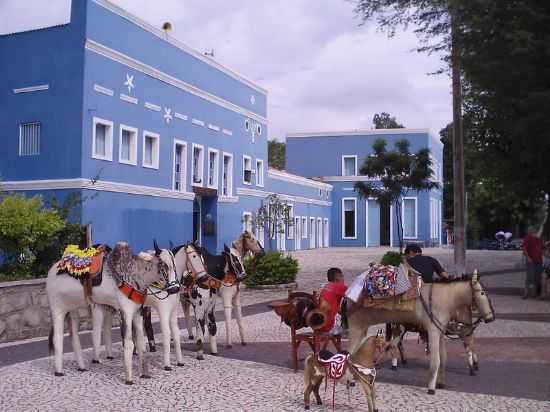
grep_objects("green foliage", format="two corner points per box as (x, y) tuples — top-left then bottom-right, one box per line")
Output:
(354, 138), (439, 251)
(268, 139), (285, 170)
(380, 251), (403, 266)
(373, 112), (404, 129)
(243, 250), (299, 287)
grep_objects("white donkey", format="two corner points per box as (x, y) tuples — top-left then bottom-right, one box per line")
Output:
(180, 232), (264, 349)
(46, 241), (176, 384)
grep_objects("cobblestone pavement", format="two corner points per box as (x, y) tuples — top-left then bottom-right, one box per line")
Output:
(1, 248), (549, 411)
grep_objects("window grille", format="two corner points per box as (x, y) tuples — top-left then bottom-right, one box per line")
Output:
(19, 122), (40, 156)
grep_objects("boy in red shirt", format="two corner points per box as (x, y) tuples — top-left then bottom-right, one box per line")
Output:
(319, 267), (348, 334)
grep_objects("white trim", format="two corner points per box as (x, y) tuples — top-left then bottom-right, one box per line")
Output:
(301, 216), (308, 239)
(222, 129), (233, 136)
(438, 199), (442, 246)
(242, 155), (253, 185)
(287, 128), (432, 138)
(365, 199), (369, 248)
(342, 187), (355, 191)
(402, 197), (418, 239)
(208, 124), (220, 132)
(287, 204), (295, 240)
(120, 93), (138, 104)
(144, 102), (161, 112)
(322, 176), (377, 182)
(85, 39), (268, 124)
(255, 159), (265, 187)
(172, 139), (188, 192)
(342, 197), (357, 240)
(1, 178), (194, 200)
(92, 117), (113, 161)
(309, 217), (316, 248)
(294, 216), (301, 250)
(390, 203), (394, 247)
(317, 217), (323, 248)
(191, 143), (205, 187)
(236, 187), (332, 207)
(242, 212), (253, 233)
(342, 155), (358, 177)
(92, 0), (267, 95)
(324, 218), (329, 247)
(267, 168), (333, 190)
(118, 124), (138, 165)
(142, 131), (160, 169)
(218, 195), (239, 203)
(174, 112), (188, 121)
(93, 84), (113, 96)
(192, 119), (205, 127)
(207, 148), (220, 189)
(222, 152), (234, 197)
(13, 84), (49, 94)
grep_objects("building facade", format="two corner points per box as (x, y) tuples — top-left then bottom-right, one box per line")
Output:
(0, 0), (441, 253)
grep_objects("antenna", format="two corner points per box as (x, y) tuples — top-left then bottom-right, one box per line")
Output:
(204, 49), (215, 58)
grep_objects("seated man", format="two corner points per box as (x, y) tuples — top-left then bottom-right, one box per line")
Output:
(405, 244), (450, 283)
(319, 267), (348, 334)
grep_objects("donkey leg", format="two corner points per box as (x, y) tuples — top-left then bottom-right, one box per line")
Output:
(182, 297), (194, 340)
(303, 382), (313, 410)
(170, 306), (184, 367)
(234, 289), (246, 345)
(437, 335), (447, 388)
(133, 312), (149, 379)
(359, 381), (375, 412)
(143, 307), (156, 352)
(427, 329), (441, 394)
(69, 311), (86, 371)
(159, 306), (172, 370)
(191, 299), (206, 360)
(103, 308), (114, 360)
(208, 302), (219, 355)
(222, 288), (233, 348)
(122, 308), (135, 384)
(92, 305), (105, 363)
(52, 311), (66, 376)
(312, 377), (323, 405)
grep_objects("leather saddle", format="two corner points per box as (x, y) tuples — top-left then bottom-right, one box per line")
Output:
(81, 251), (106, 298)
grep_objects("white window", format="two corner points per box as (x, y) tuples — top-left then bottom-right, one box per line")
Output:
(256, 124), (262, 135)
(19, 122), (40, 156)
(92, 117), (113, 161)
(243, 155), (252, 185)
(342, 198), (357, 239)
(309, 217), (316, 248)
(342, 155), (357, 177)
(142, 131), (160, 169)
(242, 212), (253, 233)
(244, 119), (250, 131)
(173, 139), (187, 191)
(207, 148), (219, 189)
(222, 152), (234, 196)
(294, 216), (301, 250)
(317, 217), (323, 247)
(192, 144), (204, 186)
(324, 218), (329, 247)
(403, 197), (418, 239)
(119, 125), (137, 165)
(287, 205), (294, 239)
(255, 159), (264, 187)
(302, 216), (308, 239)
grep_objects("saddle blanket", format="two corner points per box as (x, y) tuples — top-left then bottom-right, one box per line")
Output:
(57, 245), (98, 277)
(364, 263), (411, 299)
(318, 352), (349, 380)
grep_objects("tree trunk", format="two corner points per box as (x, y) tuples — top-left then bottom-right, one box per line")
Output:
(451, 9), (466, 275)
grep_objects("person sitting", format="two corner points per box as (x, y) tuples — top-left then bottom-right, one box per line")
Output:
(405, 244), (450, 283)
(318, 267), (348, 334)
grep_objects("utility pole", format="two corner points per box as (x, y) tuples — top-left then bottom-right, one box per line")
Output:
(451, 5), (466, 275)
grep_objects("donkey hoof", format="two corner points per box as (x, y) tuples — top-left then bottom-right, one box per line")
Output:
(77, 368), (88, 372)
(164, 366), (172, 371)
(436, 383), (446, 389)
(474, 364), (479, 371)
(140, 374), (151, 379)
(401, 359), (408, 365)
(348, 382), (355, 387)
(428, 389), (435, 395)
(225, 344), (232, 349)
(149, 346), (157, 353)
(316, 400), (322, 405)
(304, 407), (310, 410)
(211, 352), (219, 357)
(197, 355), (205, 361)
(241, 342), (247, 346)
(469, 369), (475, 376)
(391, 365), (397, 371)
(125, 380), (134, 385)
(91, 359), (100, 364)
(54, 372), (65, 377)
(177, 362), (185, 367)
(188, 335), (194, 340)
(106, 356), (114, 360)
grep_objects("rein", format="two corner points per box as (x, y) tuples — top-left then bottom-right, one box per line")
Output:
(145, 251), (180, 300)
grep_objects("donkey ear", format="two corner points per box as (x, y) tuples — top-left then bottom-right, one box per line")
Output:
(153, 239), (161, 256)
(169, 240), (174, 249)
(224, 244), (230, 253)
(472, 269), (479, 283)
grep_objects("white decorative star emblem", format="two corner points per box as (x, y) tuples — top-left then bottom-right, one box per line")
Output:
(250, 95), (256, 105)
(164, 108), (173, 124)
(124, 74), (135, 94)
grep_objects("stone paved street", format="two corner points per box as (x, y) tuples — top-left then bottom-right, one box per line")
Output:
(0, 248), (549, 411)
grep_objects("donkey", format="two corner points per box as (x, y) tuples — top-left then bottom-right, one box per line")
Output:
(304, 333), (390, 412)
(46, 241), (177, 384)
(344, 271), (495, 394)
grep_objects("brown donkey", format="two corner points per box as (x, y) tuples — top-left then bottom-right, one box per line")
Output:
(303, 334), (390, 411)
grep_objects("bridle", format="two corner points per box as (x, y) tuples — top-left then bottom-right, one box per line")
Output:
(146, 250), (181, 300)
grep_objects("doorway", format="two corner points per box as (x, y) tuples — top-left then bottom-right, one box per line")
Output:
(193, 197), (201, 245)
(380, 200), (391, 246)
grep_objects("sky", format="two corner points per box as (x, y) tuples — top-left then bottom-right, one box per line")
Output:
(0, 0), (452, 141)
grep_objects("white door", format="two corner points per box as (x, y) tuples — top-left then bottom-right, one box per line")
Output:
(317, 218), (323, 248)
(324, 218), (329, 247)
(309, 218), (316, 249)
(294, 217), (301, 251)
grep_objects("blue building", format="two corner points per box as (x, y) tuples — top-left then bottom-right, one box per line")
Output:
(286, 129), (443, 248)
(0, 0), (441, 253)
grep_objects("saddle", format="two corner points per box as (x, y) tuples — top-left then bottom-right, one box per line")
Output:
(83, 252), (106, 298)
(317, 350), (350, 380)
(58, 245), (109, 299)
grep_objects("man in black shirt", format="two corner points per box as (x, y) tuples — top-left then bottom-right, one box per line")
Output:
(405, 244), (450, 283)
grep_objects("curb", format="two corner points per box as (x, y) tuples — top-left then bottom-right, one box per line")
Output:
(245, 282), (298, 290)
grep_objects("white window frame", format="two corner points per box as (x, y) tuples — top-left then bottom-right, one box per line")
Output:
(243, 155), (253, 185)
(294, 216), (301, 250)
(317, 217), (323, 248)
(402, 197), (418, 239)
(287, 204), (294, 239)
(255, 158), (264, 187)
(172, 139), (188, 192)
(142, 130), (160, 169)
(309, 217), (316, 248)
(324, 218), (329, 247)
(192, 143), (205, 186)
(119, 124), (138, 166)
(302, 216), (308, 239)
(342, 197), (357, 240)
(207, 148), (220, 189)
(222, 152), (234, 196)
(242, 212), (253, 233)
(341, 155), (358, 177)
(92, 117), (113, 161)
(19, 122), (41, 156)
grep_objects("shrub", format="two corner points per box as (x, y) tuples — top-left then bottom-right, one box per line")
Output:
(380, 251), (403, 267)
(243, 250), (299, 287)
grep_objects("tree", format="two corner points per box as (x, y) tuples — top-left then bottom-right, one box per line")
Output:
(352, 0), (467, 273)
(354, 138), (438, 253)
(252, 194), (293, 250)
(268, 139), (285, 170)
(373, 112), (404, 129)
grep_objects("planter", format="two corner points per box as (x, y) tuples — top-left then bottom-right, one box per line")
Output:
(246, 282), (298, 290)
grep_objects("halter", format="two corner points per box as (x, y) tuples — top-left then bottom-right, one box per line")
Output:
(146, 250), (180, 300)
(182, 243), (208, 281)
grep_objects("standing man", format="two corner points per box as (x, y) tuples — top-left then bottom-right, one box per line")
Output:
(522, 226), (544, 299)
